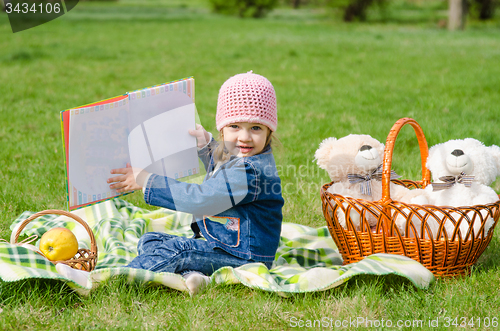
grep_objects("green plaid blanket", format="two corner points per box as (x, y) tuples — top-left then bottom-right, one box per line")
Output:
(0, 199), (434, 296)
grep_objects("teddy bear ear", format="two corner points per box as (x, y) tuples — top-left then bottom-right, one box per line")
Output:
(314, 137), (338, 170)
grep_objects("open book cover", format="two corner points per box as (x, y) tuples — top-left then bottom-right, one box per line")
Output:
(61, 77), (200, 210)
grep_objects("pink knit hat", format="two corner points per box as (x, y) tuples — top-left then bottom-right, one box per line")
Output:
(216, 71), (277, 132)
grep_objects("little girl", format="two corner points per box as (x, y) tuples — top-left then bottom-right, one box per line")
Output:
(57, 72), (284, 295)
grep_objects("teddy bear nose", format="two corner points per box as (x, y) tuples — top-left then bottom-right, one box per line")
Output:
(451, 149), (464, 156)
(359, 145), (372, 151)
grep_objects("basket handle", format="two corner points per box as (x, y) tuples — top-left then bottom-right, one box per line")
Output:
(380, 118), (431, 206)
(10, 209), (98, 256)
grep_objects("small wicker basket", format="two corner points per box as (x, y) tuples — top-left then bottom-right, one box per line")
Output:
(321, 118), (500, 277)
(12, 209), (98, 271)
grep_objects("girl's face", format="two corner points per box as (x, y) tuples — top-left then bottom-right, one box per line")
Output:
(222, 122), (270, 157)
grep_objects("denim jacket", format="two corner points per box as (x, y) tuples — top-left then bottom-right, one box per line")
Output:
(143, 139), (284, 262)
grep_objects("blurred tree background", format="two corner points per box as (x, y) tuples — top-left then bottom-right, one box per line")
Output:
(207, 0), (497, 27)
(208, 0), (279, 18)
(1, 0), (497, 27)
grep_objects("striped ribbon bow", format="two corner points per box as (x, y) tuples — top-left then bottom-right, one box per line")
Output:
(431, 172), (475, 191)
(347, 164), (401, 196)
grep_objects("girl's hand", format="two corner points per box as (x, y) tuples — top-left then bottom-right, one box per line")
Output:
(108, 163), (147, 193)
(189, 124), (211, 148)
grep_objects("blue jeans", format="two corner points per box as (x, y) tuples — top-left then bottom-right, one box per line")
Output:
(127, 232), (272, 276)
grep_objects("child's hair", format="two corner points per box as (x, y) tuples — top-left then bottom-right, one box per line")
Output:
(213, 71), (278, 162)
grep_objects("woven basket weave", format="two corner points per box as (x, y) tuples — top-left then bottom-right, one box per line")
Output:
(12, 210), (98, 271)
(320, 118), (500, 277)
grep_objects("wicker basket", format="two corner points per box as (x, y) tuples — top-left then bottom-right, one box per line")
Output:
(320, 118), (500, 277)
(12, 210), (98, 271)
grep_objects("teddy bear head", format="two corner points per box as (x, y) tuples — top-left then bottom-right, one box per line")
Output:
(314, 134), (385, 182)
(427, 138), (500, 186)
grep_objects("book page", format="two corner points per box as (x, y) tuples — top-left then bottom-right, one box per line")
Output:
(64, 78), (199, 210)
(127, 81), (198, 180)
(128, 103), (198, 178)
(68, 97), (130, 208)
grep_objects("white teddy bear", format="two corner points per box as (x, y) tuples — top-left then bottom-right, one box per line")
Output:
(315, 134), (413, 231)
(399, 138), (500, 239)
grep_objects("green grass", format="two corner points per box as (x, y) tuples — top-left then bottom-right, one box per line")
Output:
(1, 1), (500, 330)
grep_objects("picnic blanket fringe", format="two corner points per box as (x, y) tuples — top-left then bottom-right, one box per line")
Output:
(0, 199), (434, 296)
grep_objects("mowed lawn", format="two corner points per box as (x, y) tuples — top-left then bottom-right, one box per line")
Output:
(1, 1), (500, 330)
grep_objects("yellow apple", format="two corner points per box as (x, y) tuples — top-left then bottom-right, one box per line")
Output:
(39, 227), (79, 261)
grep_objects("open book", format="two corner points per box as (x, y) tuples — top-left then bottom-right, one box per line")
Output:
(61, 78), (200, 210)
